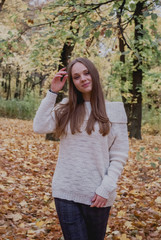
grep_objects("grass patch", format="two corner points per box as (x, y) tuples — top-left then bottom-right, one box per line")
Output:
(142, 105), (161, 135)
(0, 94), (41, 120)
(0, 94), (160, 135)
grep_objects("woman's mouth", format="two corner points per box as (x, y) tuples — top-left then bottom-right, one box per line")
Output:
(82, 82), (90, 88)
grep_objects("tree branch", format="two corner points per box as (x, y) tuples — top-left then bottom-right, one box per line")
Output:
(4, 0), (119, 45)
(0, 0), (6, 11)
(18, 0), (116, 36)
(117, 0), (132, 50)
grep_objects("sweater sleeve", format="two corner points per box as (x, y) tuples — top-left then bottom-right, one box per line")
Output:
(33, 90), (57, 134)
(96, 102), (129, 199)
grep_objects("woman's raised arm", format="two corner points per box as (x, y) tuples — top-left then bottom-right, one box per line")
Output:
(33, 68), (68, 134)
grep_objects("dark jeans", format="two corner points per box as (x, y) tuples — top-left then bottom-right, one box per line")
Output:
(54, 198), (111, 240)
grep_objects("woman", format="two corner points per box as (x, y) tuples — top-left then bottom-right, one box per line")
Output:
(33, 57), (129, 240)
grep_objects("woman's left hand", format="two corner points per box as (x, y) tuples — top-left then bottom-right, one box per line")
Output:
(90, 194), (108, 208)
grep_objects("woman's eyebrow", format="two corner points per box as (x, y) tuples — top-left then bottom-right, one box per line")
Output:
(72, 69), (88, 76)
(72, 72), (80, 76)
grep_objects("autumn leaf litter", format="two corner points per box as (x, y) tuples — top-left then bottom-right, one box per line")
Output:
(0, 118), (160, 240)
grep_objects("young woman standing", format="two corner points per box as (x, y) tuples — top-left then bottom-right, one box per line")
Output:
(33, 58), (129, 240)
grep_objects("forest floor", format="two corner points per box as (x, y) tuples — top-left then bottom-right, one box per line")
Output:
(0, 118), (161, 240)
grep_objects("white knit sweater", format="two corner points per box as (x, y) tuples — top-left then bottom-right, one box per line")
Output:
(33, 91), (129, 207)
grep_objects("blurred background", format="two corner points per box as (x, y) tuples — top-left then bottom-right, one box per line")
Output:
(0, 0), (161, 138)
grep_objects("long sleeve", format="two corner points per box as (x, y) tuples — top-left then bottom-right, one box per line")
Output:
(96, 102), (129, 199)
(33, 91), (57, 134)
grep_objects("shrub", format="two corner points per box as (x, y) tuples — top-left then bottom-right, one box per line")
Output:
(0, 94), (41, 120)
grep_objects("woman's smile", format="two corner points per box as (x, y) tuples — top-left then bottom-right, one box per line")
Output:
(82, 82), (90, 88)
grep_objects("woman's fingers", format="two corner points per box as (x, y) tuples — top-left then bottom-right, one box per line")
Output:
(100, 202), (105, 208)
(54, 70), (68, 81)
(59, 67), (66, 71)
(91, 195), (99, 207)
(57, 68), (67, 75)
(90, 194), (107, 208)
(54, 74), (68, 84)
(57, 71), (67, 75)
(54, 72), (67, 79)
(50, 67), (68, 92)
(62, 74), (68, 83)
(91, 194), (97, 202)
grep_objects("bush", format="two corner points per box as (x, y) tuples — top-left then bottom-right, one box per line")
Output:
(0, 94), (41, 120)
(142, 105), (161, 135)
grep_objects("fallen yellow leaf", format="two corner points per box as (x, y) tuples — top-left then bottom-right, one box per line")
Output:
(124, 221), (134, 229)
(106, 225), (111, 233)
(0, 226), (7, 234)
(157, 226), (161, 231)
(117, 210), (126, 218)
(36, 220), (45, 228)
(49, 200), (56, 209)
(136, 235), (142, 240)
(12, 213), (22, 221)
(44, 195), (50, 202)
(20, 200), (27, 207)
(120, 233), (130, 240)
(0, 184), (5, 191)
(155, 196), (161, 204)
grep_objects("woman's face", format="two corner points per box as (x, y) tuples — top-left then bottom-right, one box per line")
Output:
(71, 62), (93, 101)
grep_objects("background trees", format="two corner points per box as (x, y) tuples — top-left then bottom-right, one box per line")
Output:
(0, 0), (161, 138)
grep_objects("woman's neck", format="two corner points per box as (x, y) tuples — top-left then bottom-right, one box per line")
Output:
(82, 93), (91, 101)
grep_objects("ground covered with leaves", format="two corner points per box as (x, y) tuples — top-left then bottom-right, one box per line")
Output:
(0, 118), (161, 240)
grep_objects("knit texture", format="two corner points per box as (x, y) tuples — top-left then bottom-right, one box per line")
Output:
(33, 91), (129, 207)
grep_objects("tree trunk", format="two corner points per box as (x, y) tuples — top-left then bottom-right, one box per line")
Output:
(14, 66), (21, 99)
(116, 2), (131, 124)
(129, 1), (144, 139)
(6, 72), (11, 100)
(6, 65), (11, 100)
(119, 36), (131, 119)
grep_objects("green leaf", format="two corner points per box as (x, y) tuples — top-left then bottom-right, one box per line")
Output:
(154, 147), (159, 151)
(121, 51), (130, 55)
(7, 31), (13, 37)
(48, 38), (54, 44)
(135, 24), (141, 30)
(130, 3), (136, 11)
(109, 11), (115, 16)
(13, 16), (18, 23)
(140, 147), (145, 152)
(150, 24), (156, 31)
(158, 157), (161, 164)
(107, 23), (113, 28)
(151, 13), (158, 21)
(32, 50), (39, 57)
(150, 162), (156, 168)
(105, 30), (112, 38)
(82, 30), (90, 39)
(143, 10), (151, 17)
(94, 31), (100, 38)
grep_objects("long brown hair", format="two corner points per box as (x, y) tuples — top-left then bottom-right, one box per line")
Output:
(55, 58), (110, 137)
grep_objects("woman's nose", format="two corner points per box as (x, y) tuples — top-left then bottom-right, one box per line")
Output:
(80, 74), (86, 81)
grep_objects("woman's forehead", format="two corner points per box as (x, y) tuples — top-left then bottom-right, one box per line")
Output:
(71, 62), (88, 74)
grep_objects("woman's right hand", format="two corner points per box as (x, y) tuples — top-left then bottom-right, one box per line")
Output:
(50, 67), (68, 93)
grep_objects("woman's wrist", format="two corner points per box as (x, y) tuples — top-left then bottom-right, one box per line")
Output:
(49, 89), (58, 95)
